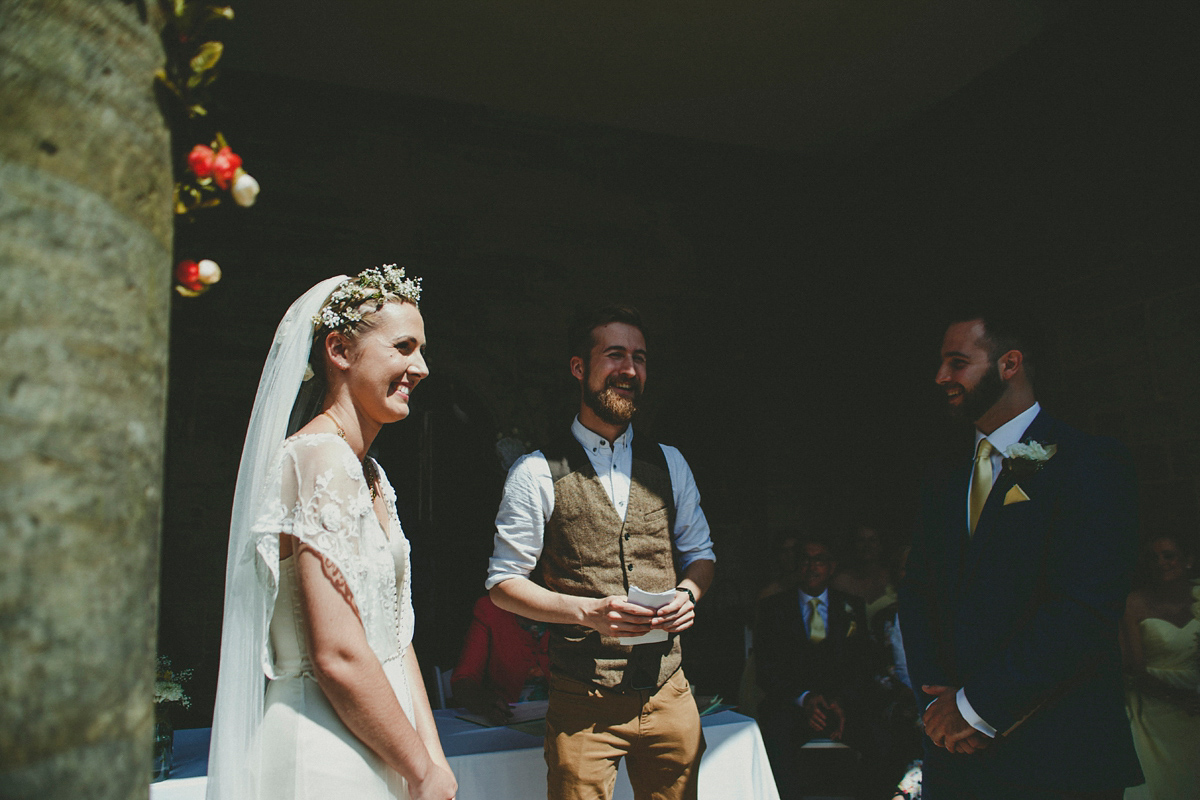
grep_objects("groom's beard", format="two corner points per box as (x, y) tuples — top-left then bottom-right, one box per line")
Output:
(950, 361), (1006, 423)
(582, 377), (642, 426)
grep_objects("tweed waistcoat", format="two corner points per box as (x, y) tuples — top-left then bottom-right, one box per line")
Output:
(541, 436), (681, 690)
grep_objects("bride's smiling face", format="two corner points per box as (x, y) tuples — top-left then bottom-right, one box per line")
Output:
(343, 301), (429, 424)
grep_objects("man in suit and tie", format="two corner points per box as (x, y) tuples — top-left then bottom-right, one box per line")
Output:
(755, 535), (883, 799)
(899, 311), (1143, 799)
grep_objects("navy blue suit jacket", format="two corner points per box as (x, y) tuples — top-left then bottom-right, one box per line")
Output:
(755, 588), (878, 718)
(898, 412), (1143, 793)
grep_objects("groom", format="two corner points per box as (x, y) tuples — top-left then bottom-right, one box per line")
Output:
(898, 310), (1143, 799)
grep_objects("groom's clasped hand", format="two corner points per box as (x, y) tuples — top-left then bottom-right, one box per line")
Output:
(921, 686), (992, 755)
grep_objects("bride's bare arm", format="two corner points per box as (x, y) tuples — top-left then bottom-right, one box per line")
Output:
(293, 537), (458, 800)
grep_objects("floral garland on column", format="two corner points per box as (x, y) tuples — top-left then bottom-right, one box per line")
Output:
(156, 0), (260, 297)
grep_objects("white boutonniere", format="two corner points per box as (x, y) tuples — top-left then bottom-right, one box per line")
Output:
(1001, 440), (1057, 482)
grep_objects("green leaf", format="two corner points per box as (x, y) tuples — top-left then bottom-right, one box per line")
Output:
(154, 69), (182, 97)
(189, 41), (223, 74)
(187, 103), (208, 117)
(205, 5), (235, 22)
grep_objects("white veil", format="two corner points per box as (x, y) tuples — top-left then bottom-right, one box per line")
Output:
(206, 275), (347, 800)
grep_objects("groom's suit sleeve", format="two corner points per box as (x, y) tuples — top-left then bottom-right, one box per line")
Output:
(961, 435), (1138, 735)
(898, 471), (955, 693)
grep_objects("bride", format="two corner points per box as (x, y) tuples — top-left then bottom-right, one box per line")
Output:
(206, 266), (457, 800)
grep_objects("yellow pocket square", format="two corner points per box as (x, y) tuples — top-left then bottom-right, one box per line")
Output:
(1004, 484), (1031, 505)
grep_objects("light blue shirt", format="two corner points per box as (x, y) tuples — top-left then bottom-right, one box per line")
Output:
(799, 588), (830, 636)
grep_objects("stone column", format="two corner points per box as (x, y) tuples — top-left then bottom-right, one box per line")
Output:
(0, 2), (172, 798)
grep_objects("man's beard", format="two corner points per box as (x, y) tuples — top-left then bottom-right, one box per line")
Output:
(951, 361), (1006, 422)
(583, 378), (641, 426)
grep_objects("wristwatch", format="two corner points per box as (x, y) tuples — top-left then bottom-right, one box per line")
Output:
(676, 586), (696, 605)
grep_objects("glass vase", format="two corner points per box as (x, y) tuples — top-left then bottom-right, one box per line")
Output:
(151, 704), (174, 782)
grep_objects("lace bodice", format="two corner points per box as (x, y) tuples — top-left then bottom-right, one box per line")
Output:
(250, 433), (414, 678)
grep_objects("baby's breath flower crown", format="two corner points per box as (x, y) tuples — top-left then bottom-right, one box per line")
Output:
(314, 264), (422, 333)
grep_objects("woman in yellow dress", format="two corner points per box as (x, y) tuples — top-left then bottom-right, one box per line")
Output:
(1120, 532), (1200, 800)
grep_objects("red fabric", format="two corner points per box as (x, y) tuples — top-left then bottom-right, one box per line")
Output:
(452, 595), (550, 704)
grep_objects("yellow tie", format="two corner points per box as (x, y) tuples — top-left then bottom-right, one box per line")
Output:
(969, 438), (995, 535)
(808, 596), (826, 643)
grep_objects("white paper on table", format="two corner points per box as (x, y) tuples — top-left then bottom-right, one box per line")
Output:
(618, 586), (678, 646)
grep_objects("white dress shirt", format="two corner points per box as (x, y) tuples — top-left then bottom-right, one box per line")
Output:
(486, 418), (715, 589)
(957, 401), (1040, 737)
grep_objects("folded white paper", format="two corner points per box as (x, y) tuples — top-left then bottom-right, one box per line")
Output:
(618, 586), (678, 646)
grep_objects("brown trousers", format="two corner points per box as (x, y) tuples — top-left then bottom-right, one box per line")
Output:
(544, 669), (706, 800)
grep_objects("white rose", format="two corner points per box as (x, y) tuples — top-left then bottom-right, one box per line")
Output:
(1006, 440), (1056, 461)
(197, 259), (222, 285)
(231, 170), (260, 207)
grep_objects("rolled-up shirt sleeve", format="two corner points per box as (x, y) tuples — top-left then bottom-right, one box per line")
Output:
(662, 445), (715, 569)
(485, 452), (554, 589)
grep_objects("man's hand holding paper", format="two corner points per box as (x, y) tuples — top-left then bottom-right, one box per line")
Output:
(617, 586), (678, 645)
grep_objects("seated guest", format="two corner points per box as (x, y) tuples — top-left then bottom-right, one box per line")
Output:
(871, 544), (924, 798)
(878, 545), (912, 691)
(741, 532), (801, 718)
(832, 522), (899, 634)
(451, 595), (550, 725)
(758, 532), (800, 601)
(755, 535), (886, 799)
(1119, 530), (1200, 799)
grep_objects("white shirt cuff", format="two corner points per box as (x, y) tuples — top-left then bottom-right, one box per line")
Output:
(795, 691), (809, 707)
(956, 689), (997, 738)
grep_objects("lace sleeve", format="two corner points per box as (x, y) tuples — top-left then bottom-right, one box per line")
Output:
(250, 434), (400, 669)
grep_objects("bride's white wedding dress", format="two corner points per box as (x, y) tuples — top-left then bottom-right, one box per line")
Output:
(251, 432), (416, 800)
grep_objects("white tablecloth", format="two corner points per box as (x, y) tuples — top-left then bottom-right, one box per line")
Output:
(150, 709), (779, 800)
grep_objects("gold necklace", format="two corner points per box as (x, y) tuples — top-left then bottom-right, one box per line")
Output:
(321, 411), (379, 500)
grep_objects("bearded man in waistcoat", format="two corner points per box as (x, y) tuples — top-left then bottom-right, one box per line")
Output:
(487, 304), (716, 800)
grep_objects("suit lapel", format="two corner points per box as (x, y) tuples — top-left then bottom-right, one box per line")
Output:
(788, 590), (809, 645)
(946, 462), (973, 596)
(827, 592), (844, 659)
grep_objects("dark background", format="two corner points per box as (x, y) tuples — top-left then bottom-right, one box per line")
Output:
(158, 0), (1199, 727)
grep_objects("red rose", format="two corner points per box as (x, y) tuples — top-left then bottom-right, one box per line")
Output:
(212, 147), (243, 189)
(175, 260), (204, 291)
(187, 145), (215, 178)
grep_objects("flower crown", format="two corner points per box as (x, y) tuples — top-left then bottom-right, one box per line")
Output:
(314, 264), (422, 332)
